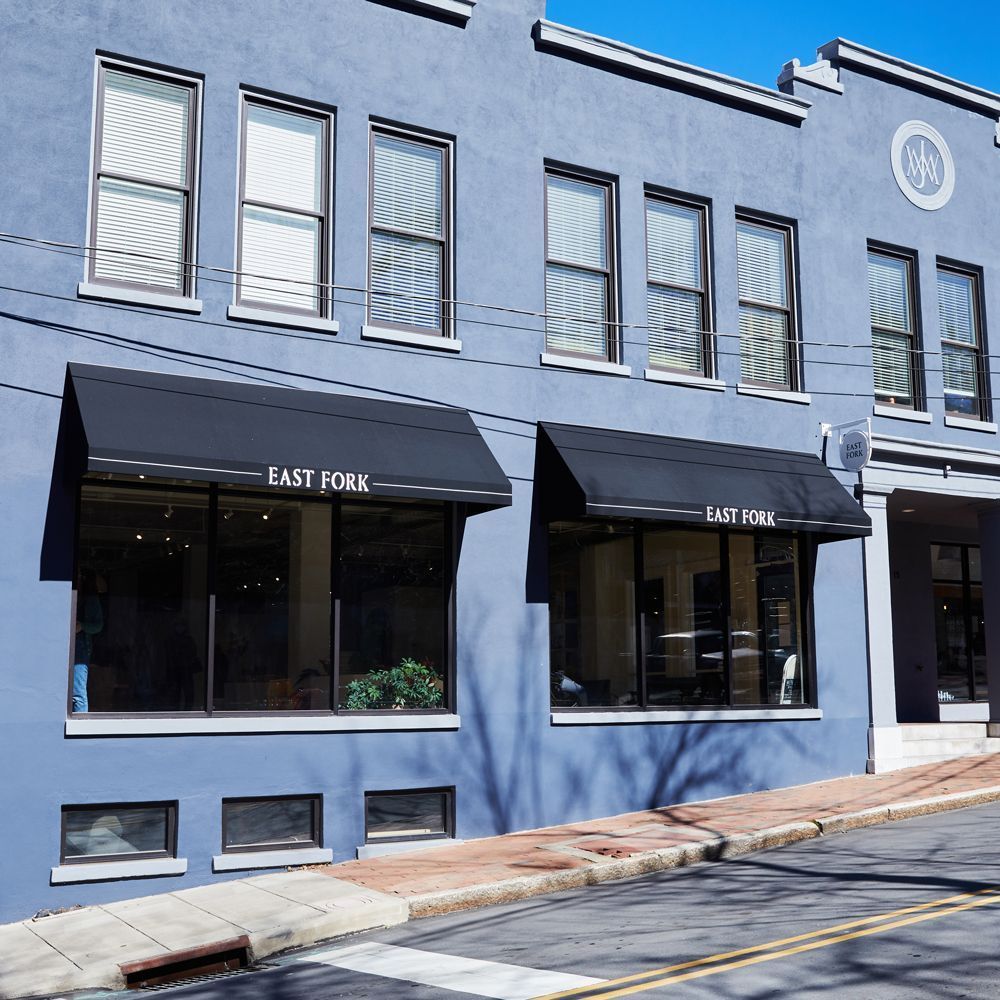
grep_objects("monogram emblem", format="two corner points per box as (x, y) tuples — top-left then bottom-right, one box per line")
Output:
(891, 121), (954, 211)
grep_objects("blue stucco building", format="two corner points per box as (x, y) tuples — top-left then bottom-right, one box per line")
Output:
(3, 0), (1000, 923)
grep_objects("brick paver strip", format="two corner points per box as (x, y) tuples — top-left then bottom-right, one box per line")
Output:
(322, 755), (1000, 901)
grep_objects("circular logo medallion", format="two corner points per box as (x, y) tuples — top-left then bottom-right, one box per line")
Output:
(891, 121), (954, 211)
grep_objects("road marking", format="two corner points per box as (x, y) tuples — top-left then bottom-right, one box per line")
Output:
(302, 941), (603, 999)
(536, 885), (1000, 999)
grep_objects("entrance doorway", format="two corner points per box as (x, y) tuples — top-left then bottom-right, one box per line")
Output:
(931, 542), (987, 703)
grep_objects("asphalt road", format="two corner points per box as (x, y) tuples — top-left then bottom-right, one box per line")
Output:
(72, 801), (1000, 999)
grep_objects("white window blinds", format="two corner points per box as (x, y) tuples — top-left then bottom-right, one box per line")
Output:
(93, 69), (195, 291)
(868, 253), (914, 406)
(646, 199), (706, 374)
(239, 103), (325, 313)
(545, 174), (611, 358)
(737, 221), (791, 387)
(370, 133), (446, 333)
(938, 269), (981, 417)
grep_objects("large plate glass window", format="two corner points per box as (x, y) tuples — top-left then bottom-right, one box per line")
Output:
(237, 98), (329, 315)
(61, 802), (177, 864)
(549, 521), (809, 710)
(369, 127), (451, 336)
(736, 219), (795, 389)
(545, 171), (616, 361)
(937, 266), (985, 419)
(221, 796), (321, 853)
(72, 479), (452, 716)
(932, 543), (986, 703)
(365, 788), (453, 843)
(90, 64), (199, 294)
(868, 249), (918, 408)
(645, 196), (710, 376)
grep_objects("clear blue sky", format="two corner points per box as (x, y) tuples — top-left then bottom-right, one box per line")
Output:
(544, 1), (1000, 94)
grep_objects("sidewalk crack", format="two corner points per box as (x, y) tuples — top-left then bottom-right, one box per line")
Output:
(23, 921), (85, 971)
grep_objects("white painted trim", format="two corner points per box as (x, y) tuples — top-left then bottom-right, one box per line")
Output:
(890, 120), (955, 211)
(777, 58), (843, 94)
(736, 384), (811, 405)
(540, 353), (632, 377)
(65, 714), (461, 736)
(78, 282), (203, 313)
(228, 305), (339, 335)
(873, 404), (932, 423)
(870, 432), (1000, 469)
(939, 702), (990, 722)
(212, 847), (333, 872)
(551, 708), (822, 725)
(51, 857), (187, 884)
(396, 0), (475, 22)
(362, 325), (461, 352)
(818, 38), (1000, 116)
(945, 415), (997, 434)
(356, 838), (460, 860)
(535, 21), (810, 122)
(644, 369), (726, 391)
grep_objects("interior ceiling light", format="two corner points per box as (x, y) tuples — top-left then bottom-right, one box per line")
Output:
(262, 509), (271, 520)
(902, 508), (916, 513)
(164, 505), (173, 519)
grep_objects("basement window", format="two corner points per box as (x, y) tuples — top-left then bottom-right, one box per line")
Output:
(364, 788), (453, 843)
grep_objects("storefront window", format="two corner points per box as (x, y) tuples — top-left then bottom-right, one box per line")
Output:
(932, 543), (986, 703)
(549, 520), (809, 710)
(72, 480), (452, 715)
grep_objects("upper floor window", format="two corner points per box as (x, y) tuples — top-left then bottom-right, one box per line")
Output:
(736, 218), (796, 389)
(645, 195), (710, 376)
(90, 63), (199, 295)
(868, 249), (917, 408)
(369, 126), (451, 336)
(237, 97), (330, 316)
(938, 265), (985, 419)
(545, 171), (616, 361)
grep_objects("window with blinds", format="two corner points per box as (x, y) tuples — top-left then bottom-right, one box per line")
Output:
(90, 65), (198, 294)
(736, 220), (794, 388)
(369, 129), (450, 336)
(545, 172), (615, 360)
(645, 197), (709, 375)
(868, 250), (917, 408)
(238, 99), (328, 315)
(938, 266), (984, 419)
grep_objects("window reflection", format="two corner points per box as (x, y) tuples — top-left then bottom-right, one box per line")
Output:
(932, 543), (986, 703)
(62, 803), (173, 861)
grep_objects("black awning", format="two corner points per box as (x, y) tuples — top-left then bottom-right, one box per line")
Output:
(66, 364), (512, 510)
(538, 422), (870, 539)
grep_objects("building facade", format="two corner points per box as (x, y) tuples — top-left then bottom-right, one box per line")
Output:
(1, 0), (998, 922)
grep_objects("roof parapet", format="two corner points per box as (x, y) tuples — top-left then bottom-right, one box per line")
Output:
(533, 20), (811, 123)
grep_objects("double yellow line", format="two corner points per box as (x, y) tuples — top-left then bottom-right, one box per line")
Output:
(534, 886), (1000, 998)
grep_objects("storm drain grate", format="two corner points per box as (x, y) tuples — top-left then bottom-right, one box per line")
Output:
(121, 936), (256, 990)
(138, 963), (277, 992)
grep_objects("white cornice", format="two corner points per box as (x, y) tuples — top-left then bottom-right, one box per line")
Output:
(818, 38), (1000, 117)
(534, 20), (811, 122)
(386, 0), (475, 22)
(871, 432), (1000, 469)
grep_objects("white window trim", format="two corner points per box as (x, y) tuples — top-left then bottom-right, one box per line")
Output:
(944, 415), (997, 433)
(66, 715), (461, 737)
(645, 369), (726, 391)
(212, 847), (332, 872)
(84, 55), (203, 302)
(541, 353), (631, 377)
(362, 324), (461, 352)
(228, 304), (339, 334)
(551, 708), (822, 725)
(356, 838), (460, 860)
(51, 857), (187, 884)
(873, 403), (932, 423)
(737, 383), (811, 404)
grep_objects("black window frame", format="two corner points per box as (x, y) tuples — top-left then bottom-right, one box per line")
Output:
(937, 261), (987, 421)
(235, 92), (333, 318)
(736, 214), (799, 391)
(547, 519), (816, 713)
(88, 58), (202, 298)
(868, 244), (922, 411)
(644, 190), (714, 378)
(70, 478), (458, 719)
(367, 121), (454, 339)
(543, 165), (620, 364)
(364, 786), (455, 845)
(220, 794), (322, 854)
(60, 801), (178, 865)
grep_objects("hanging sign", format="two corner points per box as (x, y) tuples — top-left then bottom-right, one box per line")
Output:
(839, 429), (871, 472)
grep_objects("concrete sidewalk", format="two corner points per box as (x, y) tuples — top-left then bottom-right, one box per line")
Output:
(5, 753), (1000, 1000)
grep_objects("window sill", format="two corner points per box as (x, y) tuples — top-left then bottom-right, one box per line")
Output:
(644, 368), (726, 391)
(944, 415), (997, 433)
(77, 282), (203, 314)
(540, 353), (632, 377)
(551, 708), (822, 725)
(873, 404), (932, 423)
(51, 857), (187, 885)
(736, 384), (811, 405)
(362, 324), (462, 352)
(65, 714), (461, 736)
(356, 838), (461, 860)
(228, 304), (339, 335)
(212, 847), (332, 872)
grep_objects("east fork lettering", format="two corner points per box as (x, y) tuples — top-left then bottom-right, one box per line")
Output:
(706, 505), (776, 526)
(267, 465), (370, 493)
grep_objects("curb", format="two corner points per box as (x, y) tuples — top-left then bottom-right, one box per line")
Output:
(407, 785), (1000, 919)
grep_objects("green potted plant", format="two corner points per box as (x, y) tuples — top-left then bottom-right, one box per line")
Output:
(342, 657), (443, 710)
